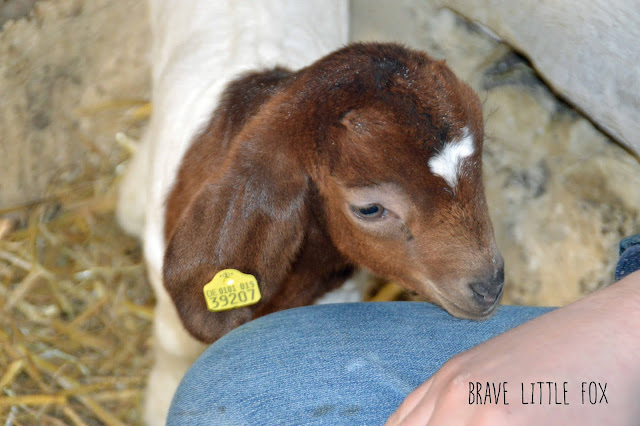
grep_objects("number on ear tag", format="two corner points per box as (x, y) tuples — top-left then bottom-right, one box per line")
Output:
(203, 269), (262, 312)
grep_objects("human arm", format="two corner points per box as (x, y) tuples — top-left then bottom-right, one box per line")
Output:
(387, 269), (640, 425)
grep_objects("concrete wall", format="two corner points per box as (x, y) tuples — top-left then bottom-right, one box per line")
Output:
(0, 0), (149, 208)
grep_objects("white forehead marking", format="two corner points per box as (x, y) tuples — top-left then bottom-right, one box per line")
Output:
(428, 127), (475, 189)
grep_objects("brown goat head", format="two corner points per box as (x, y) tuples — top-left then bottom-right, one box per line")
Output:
(163, 43), (504, 343)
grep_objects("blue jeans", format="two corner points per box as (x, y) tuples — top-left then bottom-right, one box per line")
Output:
(168, 236), (639, 425)
(616, 234), (640, 282)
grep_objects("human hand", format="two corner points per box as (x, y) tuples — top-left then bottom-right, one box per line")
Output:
(387, 270), (640, 425)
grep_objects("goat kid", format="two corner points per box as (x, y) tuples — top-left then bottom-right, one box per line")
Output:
(163, 43), (505, 344)
(118, 2), (503, 424)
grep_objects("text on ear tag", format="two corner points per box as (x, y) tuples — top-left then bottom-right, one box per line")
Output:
(203, 269), (262, 311)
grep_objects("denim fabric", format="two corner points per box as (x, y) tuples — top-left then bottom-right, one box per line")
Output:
(167, 303), (552, 425)
(615, 234), (640, 281)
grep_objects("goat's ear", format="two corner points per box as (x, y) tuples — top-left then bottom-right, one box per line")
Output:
(163, 148), (309, 343)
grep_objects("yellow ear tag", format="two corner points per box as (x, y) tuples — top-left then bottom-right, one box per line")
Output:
(203, 269), (261, 312)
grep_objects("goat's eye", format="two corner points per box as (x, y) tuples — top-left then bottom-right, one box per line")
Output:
(351, 203), (385, 220)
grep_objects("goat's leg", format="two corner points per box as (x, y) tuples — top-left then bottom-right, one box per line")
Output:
(144, 269), (207, 425)
(116, 130), (152, 239)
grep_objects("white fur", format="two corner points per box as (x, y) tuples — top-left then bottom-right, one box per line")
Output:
(314, 269), (372, 305)
(428, 127), (475, 189)
(117, 1), (348, 424)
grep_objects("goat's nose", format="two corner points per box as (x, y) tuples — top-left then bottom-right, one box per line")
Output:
(470, 265), (504, 306)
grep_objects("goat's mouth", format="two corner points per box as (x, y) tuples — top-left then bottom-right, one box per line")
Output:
(438, 293), (501, 320)
(416, 278), (503, 320)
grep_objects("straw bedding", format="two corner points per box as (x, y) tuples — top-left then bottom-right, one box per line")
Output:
(0, 139), (153, 425)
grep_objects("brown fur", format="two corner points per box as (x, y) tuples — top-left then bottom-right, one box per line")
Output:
(163, 43), (501, 343)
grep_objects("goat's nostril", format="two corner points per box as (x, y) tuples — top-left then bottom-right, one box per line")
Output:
(470, 280), (503, 306)
(471, 286), (494, 305)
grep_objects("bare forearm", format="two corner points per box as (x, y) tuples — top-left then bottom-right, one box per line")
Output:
(388, 270), (640, 425)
